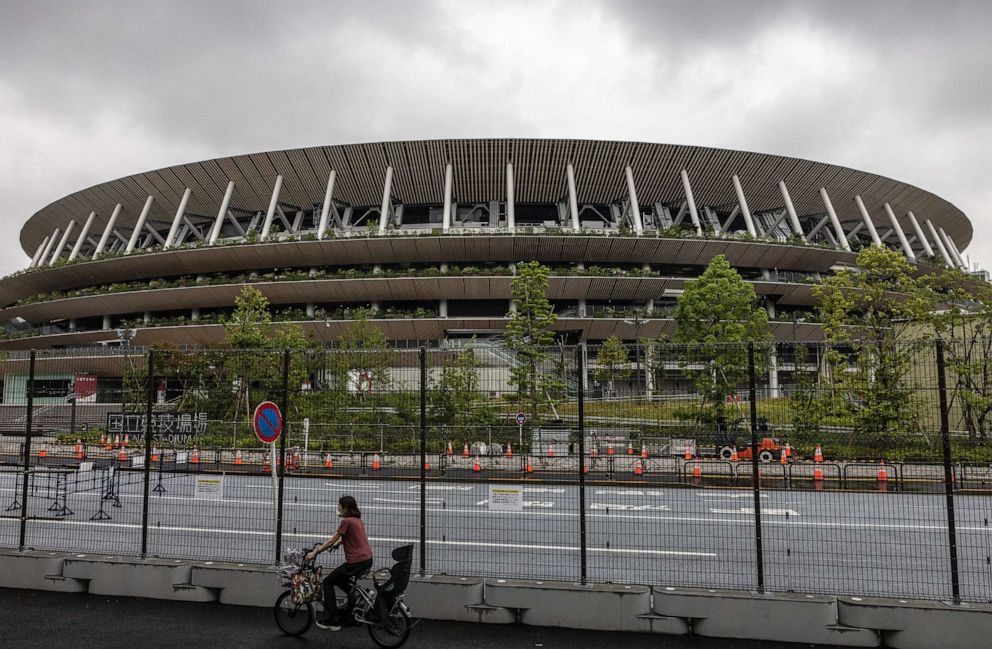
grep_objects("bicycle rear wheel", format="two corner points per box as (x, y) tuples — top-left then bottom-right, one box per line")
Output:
(367, 604), (411, 648)
(274, 590), (314, 636)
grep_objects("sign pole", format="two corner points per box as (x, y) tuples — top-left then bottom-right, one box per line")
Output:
(252, 398), (284, 563)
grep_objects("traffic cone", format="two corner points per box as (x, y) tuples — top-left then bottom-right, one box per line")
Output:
(525, 456), (534, 473)
(684, 450), (692, 461)
(780, 450), (788, 466)
(590, 447), (599, 458)
(634, 460), (643, 476)
(785, 442), (792, 458)
(118, 447), (127, 462)
(548, 447), (555, 457)
(814, 445), (823, 463)
(641, 444), (648, 459)
(877, 461), (888, 483)
(813, 466), (824, 491)
(234, 449), (243, 465)
(607, 445), (615, 456)
(424, 459), (431, 472)
(472, 456), (481, 472)
(462, 443), (469, 458)
(75, 439), (84, 460)
(151, 447), (160, 462)
(38, 445), (47, 458)
(123, 434), (129, 448)
(114, 434), (120, 449)
(446, 441), (453, 456)
(506, 443), (513, 458)
(372, 454), (381, 471)
(692, 464), (702, 479)
(730, 448), (739, 462)
(104, 434), (112, 451)
(627, 442), (634, 455)
(324, 453), (333, 468)
(191, 447), (200, 464)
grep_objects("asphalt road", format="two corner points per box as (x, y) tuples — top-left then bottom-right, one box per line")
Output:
(1, 468), (990, 602)
(0, 588), (849, 649)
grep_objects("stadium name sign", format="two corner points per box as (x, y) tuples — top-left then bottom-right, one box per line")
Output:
(106, 412), (208, 443)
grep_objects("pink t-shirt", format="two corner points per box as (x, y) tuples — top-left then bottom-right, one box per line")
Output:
(337, 516), (373, 564)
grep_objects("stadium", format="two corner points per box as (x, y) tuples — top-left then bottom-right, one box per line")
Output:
(0, 138), (974, 402)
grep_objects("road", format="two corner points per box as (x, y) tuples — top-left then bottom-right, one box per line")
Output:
(0, 588), (850, 649)
(1, 468), (990, 602)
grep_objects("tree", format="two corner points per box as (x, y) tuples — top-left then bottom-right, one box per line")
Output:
(813, 245), (929, 442)
(224, 285), (272, 349)
(331, 311), (395, 396)
(505, 261), (558, 419)
(673, 254), (770, 421)
(592, 336), (631, 397)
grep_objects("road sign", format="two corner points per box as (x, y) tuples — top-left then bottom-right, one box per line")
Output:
(515, 412), (526, 426)
(253, 401), (283, 444)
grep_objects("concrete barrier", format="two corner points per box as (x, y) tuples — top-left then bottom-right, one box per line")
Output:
(62, 554), (216, 602)
(838, 596), (992, 649)
(0, 549), (85, 592)
(409, 575), (515, 623)
(190, 562), (281, 606)
(653, 586), (879, 646)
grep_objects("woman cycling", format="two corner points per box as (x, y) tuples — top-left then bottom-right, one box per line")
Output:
(306, 494), (374, 630)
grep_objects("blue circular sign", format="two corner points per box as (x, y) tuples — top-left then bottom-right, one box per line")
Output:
(515, 412), (526, 426)
(253, 401), (283, 444)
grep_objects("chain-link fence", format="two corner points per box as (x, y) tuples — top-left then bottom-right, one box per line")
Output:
(1, 340), (989, 603)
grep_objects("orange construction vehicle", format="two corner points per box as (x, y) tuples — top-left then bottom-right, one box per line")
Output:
(716, 417), (788, 462)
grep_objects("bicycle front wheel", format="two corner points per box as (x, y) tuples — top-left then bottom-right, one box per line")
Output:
(367, 603), (411, 648)
(274, 590), (314, 636)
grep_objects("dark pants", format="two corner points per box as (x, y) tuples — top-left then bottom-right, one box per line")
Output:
(322, 559), (373, 622)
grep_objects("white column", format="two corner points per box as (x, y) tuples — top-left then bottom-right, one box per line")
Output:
(853, 196), (881, 245)
(942, 230), (966, 269)
(439, 299), (448, 318)
(567, 163), (580, 231)
(29, 235), (50, 268)
(441, 164), (453, 232)
(125, 195), (155, 253)
(163, 188), (192, 249)
(209, 181), (236, 245)
(69, 211), (96, 261)
(506, 162), (515, 232)
(906, 211), (935, 257)
(818, 188), (851, 252)
(93, 204), (122, 259)
(680, 170), (703, 236)
(377, 166), (393, 235)
(938, 227), (965, 268)
(102, 314), (111, 330)
(883, 203), (915, 263)
(778, 181), (805, 241)
(624, 166), (643, 236)
(731, 174), (757, 237)
(260, 175), (284, 239)
(317, 170), (337, 240)
(925, 219), (953, 266)
(49, 220), (76, 265)
(39, 228), (60, 266)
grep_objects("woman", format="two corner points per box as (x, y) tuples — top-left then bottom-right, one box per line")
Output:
(306, 495), (374, 630)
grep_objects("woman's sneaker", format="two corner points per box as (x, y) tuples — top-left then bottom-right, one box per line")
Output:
(315, 612), (341, 631)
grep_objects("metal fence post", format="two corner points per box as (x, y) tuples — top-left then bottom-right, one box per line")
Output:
(748, 342), (765, 593)
(275, 349), (290, 564)
(419, 347), (427, 576)
(936, 339), (961, 604)
(577, 343), (588, 584)
(141, 349), (154, 557)
(18, 350), (36, 550)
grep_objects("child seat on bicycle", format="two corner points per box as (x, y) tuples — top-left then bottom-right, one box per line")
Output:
(371, 544), (414, 621)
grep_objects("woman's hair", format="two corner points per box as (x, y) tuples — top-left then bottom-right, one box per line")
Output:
(338, 495), (361, 518)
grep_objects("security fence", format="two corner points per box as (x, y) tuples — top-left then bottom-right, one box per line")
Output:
(1, 340), (990, 603)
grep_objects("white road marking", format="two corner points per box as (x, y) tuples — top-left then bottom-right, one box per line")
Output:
(594, 490), (665, 497)
(475, 499), (555, 508)
(375, 497), (444, 505)
(698, 493), (768, 499)
(408, 485), (474, 491)
(710, 508), (799, 516)
(590, 503), (671, 512)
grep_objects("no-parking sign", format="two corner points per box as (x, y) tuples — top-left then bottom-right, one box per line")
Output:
(253, 401), (283, 444)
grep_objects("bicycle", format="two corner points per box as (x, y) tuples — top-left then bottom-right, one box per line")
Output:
(274, 542), (414, 648)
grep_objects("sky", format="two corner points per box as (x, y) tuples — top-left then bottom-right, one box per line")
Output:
(0, 0), (989, 277)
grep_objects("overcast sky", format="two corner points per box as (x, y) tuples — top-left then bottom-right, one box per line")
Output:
(0, 0), (989, 277)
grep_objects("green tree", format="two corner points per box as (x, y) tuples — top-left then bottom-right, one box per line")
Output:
(673, 254), (770, 421)
(224, 285), (272, 349)
(592, 336), (631, 397)
(505, 261), (558, 419)
(331, 311), (395, 395)
(813, 245), (929, 442)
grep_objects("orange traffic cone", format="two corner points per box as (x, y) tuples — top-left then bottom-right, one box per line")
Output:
(627, 442), (634, 455)
(684, 450), (692, 461)
(446, 441), (453, 456)
(118, 447), (127, 462)
(877, 461), (888, 483)
(607, 445), (615, 456)
(151, 447), (160, 462)
(784, 442), (792, 458)
(813, 466), (824, 491)
(590, 447), (599, 458)
(730, 448), (739, 462)
(525, 456), (534, 473)
(506, 443), (513, 458)
(640, 444), (648, 459)
(462, 443), (469, 458)
(692, 463), (702, 479)
(104, 434), (112, 451)
(424, 457), (431, 472)
(324, 453), (333, 468)
(548, 447), (555, 457)
(472, 456), (481, 472)
(123, 434), (129, 448)
(234, 449), (243, 465)
(114, 434), (120, 449)
(780, 450), (788, 466)
(372, 454), (381, 471)
(38, 445), (47, 458)
(814, 445), (823, 463)
(74, 439), (83, 460)
(191, 447), (200, 464)
(634, 460), (643, 476)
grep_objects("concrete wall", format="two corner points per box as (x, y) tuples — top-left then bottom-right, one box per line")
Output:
(2, 549), (990, 648)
